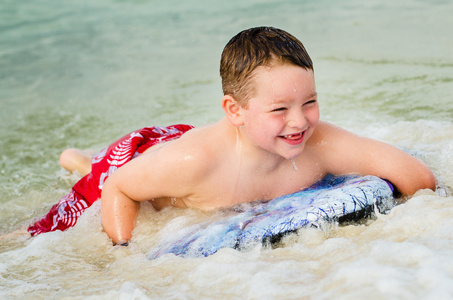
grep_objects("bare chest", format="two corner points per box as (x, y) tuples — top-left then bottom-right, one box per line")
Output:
(184, 159), (325, 210)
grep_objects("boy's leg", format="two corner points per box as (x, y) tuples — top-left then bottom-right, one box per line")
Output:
(59, 148), (93, 176)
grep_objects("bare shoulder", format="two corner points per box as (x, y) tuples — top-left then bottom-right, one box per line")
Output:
(154, 125), (223, 178)
(309, 121), (357, 143)
(146, 126), (219, 180)
(307, 121), (361, 158)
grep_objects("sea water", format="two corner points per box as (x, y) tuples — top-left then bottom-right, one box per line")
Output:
(1, 0), (453, 298)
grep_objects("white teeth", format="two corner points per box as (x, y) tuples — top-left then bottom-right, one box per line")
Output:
(284, 133), (301, 138)
(280, 131), (305, 140)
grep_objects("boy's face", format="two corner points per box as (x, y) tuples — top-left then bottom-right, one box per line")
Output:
(240, 64), (319, 160)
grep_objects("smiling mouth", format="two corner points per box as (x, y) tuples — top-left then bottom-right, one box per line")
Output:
(279, 131), (305, 143)
(283, 132), (303, 139)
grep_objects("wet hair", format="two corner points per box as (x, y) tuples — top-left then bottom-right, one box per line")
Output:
(220, 26), (313, 107)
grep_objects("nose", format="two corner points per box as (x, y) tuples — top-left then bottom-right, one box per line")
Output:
(286, 109), (307, 129)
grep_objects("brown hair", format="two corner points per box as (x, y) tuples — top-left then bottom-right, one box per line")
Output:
(220, 27), (313, 107)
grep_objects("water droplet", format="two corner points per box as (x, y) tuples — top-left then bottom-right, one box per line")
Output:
(235, 127), (242, 153)
(171, 197), (177, 206)
(290, 158), (298, 171)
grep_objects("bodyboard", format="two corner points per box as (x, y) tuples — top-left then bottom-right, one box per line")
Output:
(148, 174), (396, 259)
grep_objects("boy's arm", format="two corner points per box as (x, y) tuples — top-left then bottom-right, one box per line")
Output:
(314, 122), (437, 196)
(100, 172), (140, 245)
(101, 144), (203, 245)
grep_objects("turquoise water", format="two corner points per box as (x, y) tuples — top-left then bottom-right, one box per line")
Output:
(1, 0), (453, 298)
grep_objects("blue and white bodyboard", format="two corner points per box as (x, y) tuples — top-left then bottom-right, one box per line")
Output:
(148, 174), (396, 259)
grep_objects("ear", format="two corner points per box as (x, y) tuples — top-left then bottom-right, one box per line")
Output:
(222, 95), (245, 127)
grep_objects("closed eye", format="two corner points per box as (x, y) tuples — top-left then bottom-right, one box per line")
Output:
(303, 99), (317, 106)
(270, 107), (287, 112)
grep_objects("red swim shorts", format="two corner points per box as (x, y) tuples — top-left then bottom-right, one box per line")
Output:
(28, 124), (194, 236)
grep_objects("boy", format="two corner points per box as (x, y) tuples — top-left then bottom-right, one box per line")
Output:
(29, 27), (437, 246)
